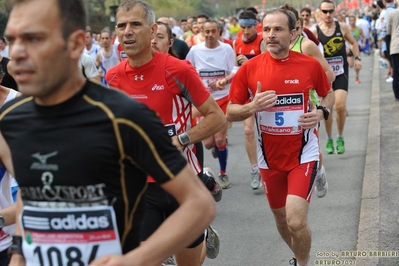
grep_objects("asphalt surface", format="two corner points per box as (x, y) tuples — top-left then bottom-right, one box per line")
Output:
(202, 50), (399, 266)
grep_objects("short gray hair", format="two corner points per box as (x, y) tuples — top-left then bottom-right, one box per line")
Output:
(117, 0), (155, 25)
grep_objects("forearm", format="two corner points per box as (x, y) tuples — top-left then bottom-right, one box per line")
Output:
(0, 203), (16, 226)
(186, 103), (226, 144)
(9, 192), (26, 265)
(226, 102), (255, 122)
(319, 89), (335, 112)
(350, 42), (360, 57)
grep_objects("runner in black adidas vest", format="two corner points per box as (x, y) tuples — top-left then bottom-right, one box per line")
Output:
(311, 0), (362, 155)
(1, 0), (215, 265)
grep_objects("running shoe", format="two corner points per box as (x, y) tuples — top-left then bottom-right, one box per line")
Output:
(250, 170), (262, 190)
(203, 167), (222, 202)
(386, 76), (394, 83)
(289, 256), (297, 265)
(218, 173), (232, 189)
(162, 256), (176, 266)
(211, 145), (218, 159)
(336, 137), (345, 154)
(355, 78), (361, 84)
(206, 225), (220, 259)
(315, 165), (328, 198)
(325, 139), (334, 154)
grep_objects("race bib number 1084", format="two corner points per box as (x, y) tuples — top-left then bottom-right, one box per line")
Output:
(21, 206), (122, 266)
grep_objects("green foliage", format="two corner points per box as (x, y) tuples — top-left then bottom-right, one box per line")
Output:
(0, 11), (8, 36)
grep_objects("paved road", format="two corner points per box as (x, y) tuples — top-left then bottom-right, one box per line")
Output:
(202, 51), (398, 266)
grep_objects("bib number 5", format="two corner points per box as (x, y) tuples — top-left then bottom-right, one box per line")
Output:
(275, 112), (284, 126)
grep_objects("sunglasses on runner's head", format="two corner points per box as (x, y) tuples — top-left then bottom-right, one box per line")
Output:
(321, 9), (334, 14)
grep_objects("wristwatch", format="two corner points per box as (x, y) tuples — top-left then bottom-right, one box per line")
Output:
(316, 105), (330, 120)
(0, 214), (5, 230)
(355, 56), (361, 61)
(177, 132), (191, 147)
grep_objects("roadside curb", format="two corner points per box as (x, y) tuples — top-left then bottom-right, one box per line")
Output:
(355, 51), (381, 265)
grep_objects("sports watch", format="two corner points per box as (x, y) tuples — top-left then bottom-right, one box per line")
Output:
(355, 56), (361, 61)
(177, 132), (191, 147)
(316, 105), (330, 121)
(0, 214), (5, 230)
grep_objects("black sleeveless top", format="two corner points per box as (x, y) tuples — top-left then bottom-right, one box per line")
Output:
(316, 21), (348, 75)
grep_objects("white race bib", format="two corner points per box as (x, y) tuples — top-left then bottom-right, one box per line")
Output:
(21, 205), (122, 266)
(198, 70), (226, 91)
(327, 56), (344, 76)
(259, 93), (304, 135)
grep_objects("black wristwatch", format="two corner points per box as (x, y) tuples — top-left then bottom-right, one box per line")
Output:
(316, 105), (330, 120)
(355, 56), (361, 61)
(177, 132), (191, 147)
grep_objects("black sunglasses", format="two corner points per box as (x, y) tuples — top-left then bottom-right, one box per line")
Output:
(321, 9), (334, 14)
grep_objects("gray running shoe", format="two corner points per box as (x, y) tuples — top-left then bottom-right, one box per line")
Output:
(162, 256), (176, 266)
(250, 170), (262, 190)
(218, 173), (232, 189)
(203, 167), (222, 202)
(211, 146), (218, 159)
(315, 165), (328, 198)
(206, 225), (220, 259)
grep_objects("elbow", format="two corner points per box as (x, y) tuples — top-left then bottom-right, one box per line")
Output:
(226, 113), (235, 122)
(329, 73), (336, 83)
(214, 110), (228, 132)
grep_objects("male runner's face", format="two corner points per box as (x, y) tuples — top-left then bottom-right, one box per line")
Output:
(197, 17), (207, 32)
(203, 22), (219, 48)
(116, 5), (156, 59)
(301, 11), (310, 24)
(320, 3), (335, 24)
(85, 32), (92, 46)
(192, 23), (200, 35)
(263, 13), (294, 57)
(151, 24), (172, 54)
(5, 0), (75, 97)
(100, 32), (111, 48)
(241, 25), (257, 40)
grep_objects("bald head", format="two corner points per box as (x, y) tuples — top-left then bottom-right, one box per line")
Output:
(157, 17), (172, 28)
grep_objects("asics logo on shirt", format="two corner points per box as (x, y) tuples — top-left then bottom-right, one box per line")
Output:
(284, 79), (300, 84)
(151, 84), (165, 91)
(134, 75), (144, 81)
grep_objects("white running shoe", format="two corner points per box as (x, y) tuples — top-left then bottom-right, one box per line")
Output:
(206, 225), (220, 259)
(162, 256), (176, 266)
(250, 170), (262, 190)
(315, 165), (328, 198)
(386, 76), (394, 83)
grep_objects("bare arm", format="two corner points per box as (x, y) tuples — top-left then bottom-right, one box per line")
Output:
(359, 28), (366, 47)
(341, 23), (360, 57)
(8, 192), (25, 266)
(298, 88), (335, 129)
(173, 96), (226, 149)
(227, 81), (277, 122)
(95, 51), (102, 68)
(302, 38), (336, 82)
(0, 203), (17, 226)
(90, 164), (215, 266)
